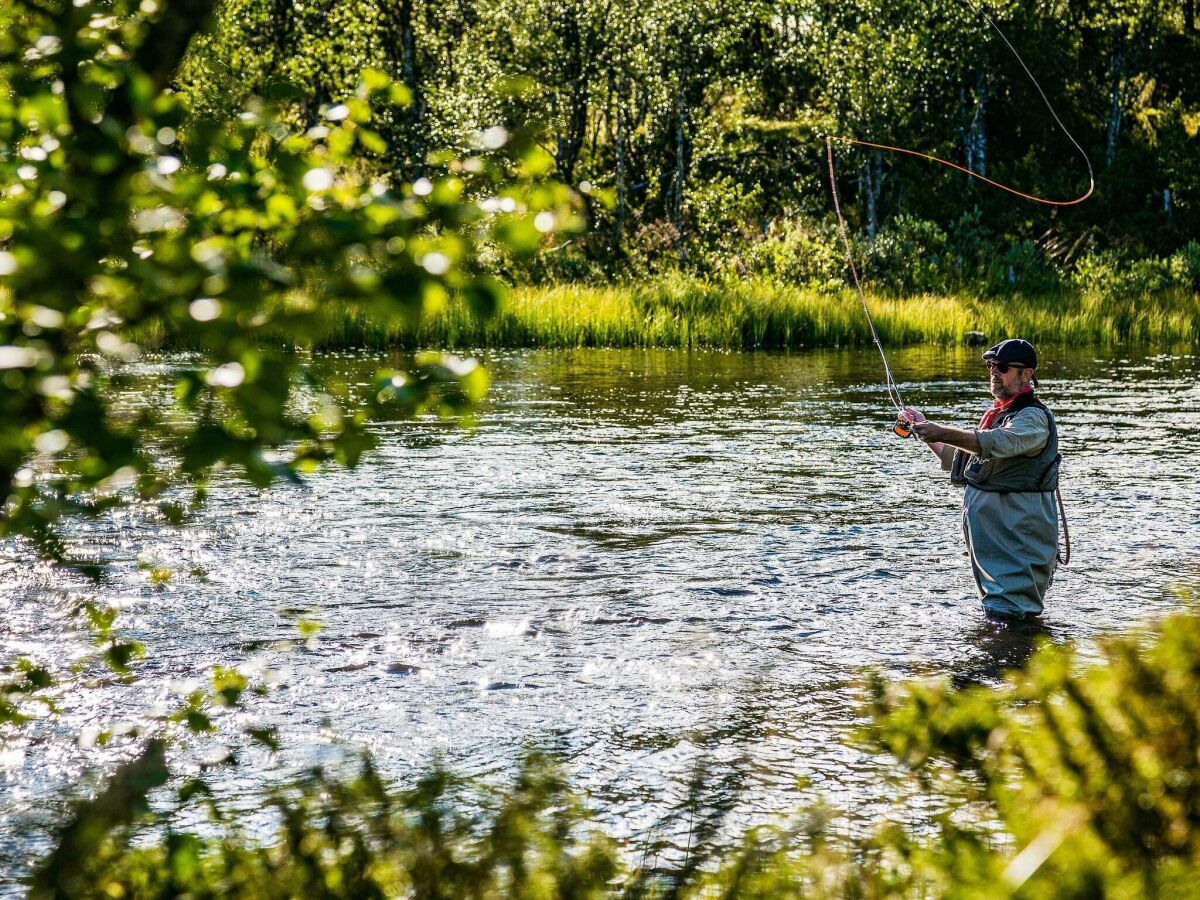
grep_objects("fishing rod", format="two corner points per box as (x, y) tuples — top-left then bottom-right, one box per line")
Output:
(825, 137), (909, 433)
(825, 0), (1095, 439)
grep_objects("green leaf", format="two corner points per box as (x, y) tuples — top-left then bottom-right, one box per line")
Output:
(297, 620), (323, 639)
(104, 641), (144, 674)
(184, 710), (213, 733)
(246, 726), (281, 751)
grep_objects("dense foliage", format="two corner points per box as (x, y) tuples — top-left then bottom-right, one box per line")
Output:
(0, 0), (575, 560)
(25, 605), (1200, 897)
(180, 0), (1200, 289)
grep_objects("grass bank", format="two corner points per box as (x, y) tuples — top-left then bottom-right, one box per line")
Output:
(320, 276), (1200, 350)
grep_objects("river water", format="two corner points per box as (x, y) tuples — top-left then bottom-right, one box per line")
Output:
(2, 344), (1199, 881)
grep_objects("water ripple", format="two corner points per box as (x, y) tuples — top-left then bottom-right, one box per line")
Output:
(2, 344), (1199, 885)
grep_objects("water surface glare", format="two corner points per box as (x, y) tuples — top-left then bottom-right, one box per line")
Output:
(3, 345), (1199, 878)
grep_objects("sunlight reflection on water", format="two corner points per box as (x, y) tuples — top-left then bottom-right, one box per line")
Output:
(2, 344), (1199, 882)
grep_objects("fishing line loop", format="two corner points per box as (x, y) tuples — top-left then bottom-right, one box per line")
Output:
(824, 0), (1096, 429)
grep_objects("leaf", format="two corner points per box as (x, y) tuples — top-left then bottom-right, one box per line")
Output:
(176, 779), (213, 804)
(297, 620), (323, 639)
(104, 641), (144, 674)
(159, 501), (186, 525)
(29, 740), (168, 897)
(210, 666), (248, 707)
(246, 726), (281, 751)
(18, 660), (53, 690)
(185, 710), (213, 733)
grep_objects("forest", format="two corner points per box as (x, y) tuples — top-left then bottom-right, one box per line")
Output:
(178, 0), (1200, 296)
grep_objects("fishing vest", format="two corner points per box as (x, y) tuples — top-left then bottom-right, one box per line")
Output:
(950, 391), (1060, 493)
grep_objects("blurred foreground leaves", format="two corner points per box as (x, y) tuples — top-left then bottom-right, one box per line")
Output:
(0, 0), (577, 563)
(28, 606), (1200, 898)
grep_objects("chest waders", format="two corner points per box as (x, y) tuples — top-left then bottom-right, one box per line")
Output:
(950, 392), (1071, 566)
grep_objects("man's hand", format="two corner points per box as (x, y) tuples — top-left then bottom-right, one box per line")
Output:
(901, 408), (970, 447)
(912, 420), (947, 442)
(900, 406), (963, 462)
(901, 407), (943, 444)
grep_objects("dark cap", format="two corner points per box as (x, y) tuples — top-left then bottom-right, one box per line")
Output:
(982, 338), (1037, 369)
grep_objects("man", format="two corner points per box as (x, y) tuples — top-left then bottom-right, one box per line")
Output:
(900, 339), (1061, 621)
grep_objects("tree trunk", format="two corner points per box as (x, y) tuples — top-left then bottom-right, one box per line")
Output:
(614, 78), (626, 249)
(262, 0), (292, 96)
(955, 70), (984, 176)
(673, 80), (688, 256)
(557, 81), (588, 183)
(551, 3), (590, 184)
(1105, 37), (1124, 167)
(863, 151), (881, 241)
(270, 0), (291, 61)
(399, 0), (423, 175)
(969, 69), (987, 176)
(1185, 0), (1196, 34)
(382, 0), (424, 177)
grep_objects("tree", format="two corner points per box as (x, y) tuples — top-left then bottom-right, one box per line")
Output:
(0, 0), (573, 563)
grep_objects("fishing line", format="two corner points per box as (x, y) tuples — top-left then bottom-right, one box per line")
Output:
(825, 0), (1095, 437)
(826, 137), (906, 420)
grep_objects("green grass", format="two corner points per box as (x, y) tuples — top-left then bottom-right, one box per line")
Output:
(318, 276), (1200, 351)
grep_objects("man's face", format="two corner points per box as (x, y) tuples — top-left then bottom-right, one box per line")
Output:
(987, 361), (1032, 399)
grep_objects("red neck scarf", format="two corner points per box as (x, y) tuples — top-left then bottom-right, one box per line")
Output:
(979, 386), (1033, 430)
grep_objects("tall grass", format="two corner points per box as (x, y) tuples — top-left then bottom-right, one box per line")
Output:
(319, 276), (1200, 351)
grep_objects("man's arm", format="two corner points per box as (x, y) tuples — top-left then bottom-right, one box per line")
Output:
(975, 408), (1049, 459)
(901, 408), (970, 469)
(912, 422), (981, 455)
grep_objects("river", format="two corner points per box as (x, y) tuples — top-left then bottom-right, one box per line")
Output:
(2, 343), (1198, 883)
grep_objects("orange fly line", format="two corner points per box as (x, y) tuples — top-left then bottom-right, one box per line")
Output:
(826, 0), (1095, 416)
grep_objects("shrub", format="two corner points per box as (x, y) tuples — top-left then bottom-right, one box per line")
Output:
(865, 215), (952, 293)
(32, 603), (1200, 898)
(725, 218), (848, 290)
(1071, 243), (1200, 297)
(684, 174), (766, 259)
(987, 239), (1064, 294)
(625, 219), (686, 277)
(726, 213), (1004, 296)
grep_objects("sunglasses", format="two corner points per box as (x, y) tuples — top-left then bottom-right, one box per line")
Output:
(986, 361), (1030, 374)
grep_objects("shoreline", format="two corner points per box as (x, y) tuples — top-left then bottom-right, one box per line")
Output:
(314, 277), (1200, 352)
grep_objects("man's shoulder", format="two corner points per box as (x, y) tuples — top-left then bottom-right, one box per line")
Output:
(1016, 403), (1050, 418)
(1010, 404), (1051, 431)
(1014, 390), (1054, 413)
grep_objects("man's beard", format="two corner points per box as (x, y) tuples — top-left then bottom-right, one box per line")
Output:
(991, 378), (1020, 400)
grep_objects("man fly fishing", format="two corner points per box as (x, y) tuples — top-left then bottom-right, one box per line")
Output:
(899, 339), (1063, 622)
(820, 0), (1084, 623)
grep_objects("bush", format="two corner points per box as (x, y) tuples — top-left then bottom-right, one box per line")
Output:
(724, 213), (1007, 296)
(945, 208), (998, 281)
(987, 239), (1065, 294)
(684, 174), (765, 259)
(865, 215), (952, 293)
(31, 603), (1200, 898)
(495, 235), (615, 285)
(624, 219), (686, 277)
(1071, 242), (1200, 297)
(724, 218), (848, 290)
